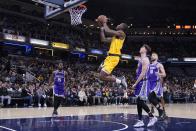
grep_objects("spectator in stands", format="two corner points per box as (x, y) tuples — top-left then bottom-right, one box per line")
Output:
(94, 88), (102, 105)
(127, 89), (136, 104)
(78, 87), (87, 106)
(102, 87), (110, 105)
(10, 70), (17, 83)
(194, 80), (196, 88)
(21, 84), (33, 107)
(0, 82), (11, 107)
(113, 88), (121, 105)
(68, 88), (79, 106)
(44, 86), (53, 106)
(122, 89), (128, 105)
(36, 85), (47, 107)
(0, 80), (4, 106)
(86, 87), (95, 106)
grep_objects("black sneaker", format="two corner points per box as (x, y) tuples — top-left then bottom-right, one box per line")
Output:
(52, 110), (58, 117)
(159, 110), (167, 121)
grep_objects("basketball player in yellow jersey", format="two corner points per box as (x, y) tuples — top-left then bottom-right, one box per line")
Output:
(97, 15), (128, 88)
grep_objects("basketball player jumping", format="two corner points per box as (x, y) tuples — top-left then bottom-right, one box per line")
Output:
(132, 45), (158, 127)
(149, 52), (167, 119)
(96, 15), (128, 88)
(49, 62), (67, 116)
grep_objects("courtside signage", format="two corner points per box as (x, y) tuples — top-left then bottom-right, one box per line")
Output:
(52, 42), (69, 49)
(121, 54), (132, 59)
(90, 49), (103, 55)
(4, 33), (26, 42)
(30, 38), (49, 46)
(184, 58), (196, 62)
(75, 47), (86, 52)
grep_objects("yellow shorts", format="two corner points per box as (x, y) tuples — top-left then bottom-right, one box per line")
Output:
(102, 56), (120, 74)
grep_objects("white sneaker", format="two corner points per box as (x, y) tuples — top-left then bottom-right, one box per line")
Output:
(121, 76), (128, 88)
(38, 103), (41, 107)
(147, 117), (158, 127)
(44, 103), (47, 107)
(134, 127), (145, 131)
(133, 120), (145, 128)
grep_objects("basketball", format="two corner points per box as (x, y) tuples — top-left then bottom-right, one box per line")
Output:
(96, 15), (107, 26)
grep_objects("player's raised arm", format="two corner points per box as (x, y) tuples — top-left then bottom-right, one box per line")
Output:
(103, 23), (125, 39)
(100, 27), (112, 43)
(96, 15), (126, 40)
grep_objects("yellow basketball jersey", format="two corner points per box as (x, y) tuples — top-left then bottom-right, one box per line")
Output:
(108, 36), (125, 55)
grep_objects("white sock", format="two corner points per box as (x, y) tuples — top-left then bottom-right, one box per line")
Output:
(116, 78), (121, 84)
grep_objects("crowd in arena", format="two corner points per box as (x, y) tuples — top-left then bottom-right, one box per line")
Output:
(0, 54), (195, 108)
(1, 8), (196, 58)
(0, 3), (196, 108)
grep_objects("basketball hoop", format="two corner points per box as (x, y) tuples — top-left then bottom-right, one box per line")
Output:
(69, 4), (87, 25)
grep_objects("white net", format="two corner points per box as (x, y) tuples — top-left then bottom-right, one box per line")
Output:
(69, 5), (87, 25)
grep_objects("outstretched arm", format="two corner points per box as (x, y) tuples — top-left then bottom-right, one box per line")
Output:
(100, 27), (112, 43)
(103, 23), (125, 39)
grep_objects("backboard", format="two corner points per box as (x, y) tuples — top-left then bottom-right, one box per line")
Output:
(32, 0), (88, 19)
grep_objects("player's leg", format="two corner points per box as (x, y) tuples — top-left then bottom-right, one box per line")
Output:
(53, 95), (63, 116)
(99, 56), (119, 82)
(134, 82), (157, 128)
(134, 97), (155, 127)
(99, 70), (116, 82)
(97, 59), (117, 82)
(134, 97), (144, 127)
(148, 91), (164, 119)
(157, 84), (167, 118)
(160, 96), (167, 118)
(159, 84), (166, 112)
(99, 56), (127, 88)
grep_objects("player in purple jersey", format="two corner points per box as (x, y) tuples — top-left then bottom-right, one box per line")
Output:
(132, 44), (158, 128)
(149, 52), (167, 119)
(49, 62), (67, 116)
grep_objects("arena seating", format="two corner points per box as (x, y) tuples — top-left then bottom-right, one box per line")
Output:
(0, 54), (195, 108)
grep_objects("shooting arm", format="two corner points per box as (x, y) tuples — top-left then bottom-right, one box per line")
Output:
(100, 27), (112, 43)
(103, 23), (125, 39)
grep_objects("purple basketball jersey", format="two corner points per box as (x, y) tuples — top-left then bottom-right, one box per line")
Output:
(149, 62), (163, 97)
(134, 57), (150, 100)
(53, 70), (65, 96)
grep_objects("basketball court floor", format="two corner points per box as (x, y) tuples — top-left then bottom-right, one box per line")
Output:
(0, 104), (196, 131)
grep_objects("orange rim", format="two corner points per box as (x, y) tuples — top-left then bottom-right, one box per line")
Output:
(79, 4), (86, 8)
